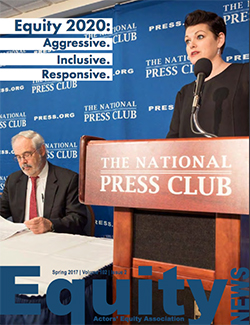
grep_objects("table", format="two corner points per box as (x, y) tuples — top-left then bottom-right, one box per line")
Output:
(0, 230), (113, 324)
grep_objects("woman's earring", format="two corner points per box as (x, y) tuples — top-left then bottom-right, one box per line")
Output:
(217, 48), (221, 55)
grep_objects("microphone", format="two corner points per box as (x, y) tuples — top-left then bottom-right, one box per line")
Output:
(192, 58), (212, 112)
(190, 58), (217, 138)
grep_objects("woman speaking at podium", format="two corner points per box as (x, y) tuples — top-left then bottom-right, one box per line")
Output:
(166, 9), (249, 138)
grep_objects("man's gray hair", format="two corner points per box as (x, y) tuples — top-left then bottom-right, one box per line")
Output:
(11, 130), (45, 150)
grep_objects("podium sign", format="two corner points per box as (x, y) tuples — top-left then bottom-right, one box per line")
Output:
(80, 137), (249, 215)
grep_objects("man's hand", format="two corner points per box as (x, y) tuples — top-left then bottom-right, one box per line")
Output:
(24, 217), (53, 234)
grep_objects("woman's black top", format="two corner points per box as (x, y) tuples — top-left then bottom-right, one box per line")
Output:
(167, 62), (249, 138)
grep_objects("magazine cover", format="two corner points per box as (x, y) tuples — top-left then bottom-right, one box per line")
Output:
(0, 0), (249, 324)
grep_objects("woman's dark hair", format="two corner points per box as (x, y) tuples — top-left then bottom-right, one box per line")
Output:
(184, 10), (227, 53)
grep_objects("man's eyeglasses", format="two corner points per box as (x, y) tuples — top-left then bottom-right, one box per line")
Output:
(14, 150), (37, 162)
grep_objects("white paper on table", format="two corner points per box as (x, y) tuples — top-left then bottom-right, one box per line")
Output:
(0, 216), (28, 241)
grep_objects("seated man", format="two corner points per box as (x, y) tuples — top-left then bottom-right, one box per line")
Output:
(0, 130), (87, 235)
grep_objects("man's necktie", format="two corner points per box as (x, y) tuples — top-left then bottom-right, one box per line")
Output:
(29, 176), (39, 219)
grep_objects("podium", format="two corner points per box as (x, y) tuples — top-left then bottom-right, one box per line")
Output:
(79, 135), (249, 324)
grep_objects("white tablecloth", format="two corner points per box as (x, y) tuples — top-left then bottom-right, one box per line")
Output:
(0, 230), (113, 295)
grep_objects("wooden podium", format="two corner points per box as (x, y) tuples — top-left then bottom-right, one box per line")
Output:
(79, 136), (249, 324)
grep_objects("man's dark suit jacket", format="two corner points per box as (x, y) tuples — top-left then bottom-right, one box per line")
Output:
(0, 162), (87, 235)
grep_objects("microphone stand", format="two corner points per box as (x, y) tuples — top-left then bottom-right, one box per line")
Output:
(191, 100), (217, 138)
